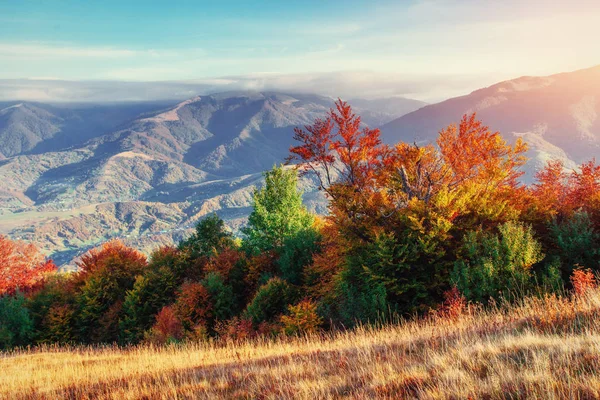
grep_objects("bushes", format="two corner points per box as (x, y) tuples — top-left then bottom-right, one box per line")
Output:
(452, 221), (544, 302)
(280, 299), (322, 336)
(550, 211), (599, 276)
(245, 277), (298, 324)
(278, 228), (321, 285)
(0, 292), (34, 349)
(145, 306), (184, 344)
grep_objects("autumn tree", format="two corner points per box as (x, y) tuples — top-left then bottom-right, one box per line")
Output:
(75, 240), (147, 343)
(0, 236), (56, 296)
(289, 100), (388, 237)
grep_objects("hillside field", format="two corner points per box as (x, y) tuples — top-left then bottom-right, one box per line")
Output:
(3, 288), (600, 399)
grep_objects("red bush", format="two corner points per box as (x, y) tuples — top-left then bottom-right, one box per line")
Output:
(571, 268), (597, 296)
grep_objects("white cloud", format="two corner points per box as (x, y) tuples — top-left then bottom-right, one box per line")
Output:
(0, 70), (503, 103)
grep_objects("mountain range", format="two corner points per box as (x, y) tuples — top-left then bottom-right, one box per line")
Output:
(1, 66), (599, 266)
(0, 92), (424, 266)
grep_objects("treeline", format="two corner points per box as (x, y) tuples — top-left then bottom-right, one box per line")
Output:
(1, 100), (600, 349)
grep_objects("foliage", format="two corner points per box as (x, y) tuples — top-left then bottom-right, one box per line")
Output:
(280, 299), (323, 336)
(570, 268), (597, 296)
(0, 292), (33, 349)
(245, 277), (298, 324)
(549, 211), (599, 276)
(179, 213), (235, 259)
(201, 272), (235, 324)
(452, 222), (544, 302)
(278, 227), (321, 285)
(173, 282), (212, 332)
(243, 165), (314, 253)
(145, 306), (184, 345)
(0, 235), (57, 296)
(75, 240), (147, 343)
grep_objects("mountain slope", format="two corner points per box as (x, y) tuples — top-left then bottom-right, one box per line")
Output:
(381, 66), (600, 179)
(0, 91), (421, 266)
(0, 101), (178, 158)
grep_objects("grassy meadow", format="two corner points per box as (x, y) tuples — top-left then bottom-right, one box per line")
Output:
(4, 288), (600, 399)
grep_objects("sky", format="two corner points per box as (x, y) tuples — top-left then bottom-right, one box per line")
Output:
(1, 0), (600, 102)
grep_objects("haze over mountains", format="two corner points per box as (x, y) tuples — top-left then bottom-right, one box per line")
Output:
(1, 66), (599, 266)
(381, 65), (600, 179)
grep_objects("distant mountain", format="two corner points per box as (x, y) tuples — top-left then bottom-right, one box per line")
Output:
(0, 91), (423, 266)
(381, 66), (600, 180)
(0, 101), (178, 158)
(349, 97), (427, 127)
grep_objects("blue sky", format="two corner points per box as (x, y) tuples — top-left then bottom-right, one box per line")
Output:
(1, 0), (600, 101)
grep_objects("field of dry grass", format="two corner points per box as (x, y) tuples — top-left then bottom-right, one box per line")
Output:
(3, 289), (600, 399)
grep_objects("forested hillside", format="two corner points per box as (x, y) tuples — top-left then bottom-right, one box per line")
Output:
(1, 100), (599, 349)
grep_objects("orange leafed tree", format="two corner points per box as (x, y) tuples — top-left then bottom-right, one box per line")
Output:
(289, 99), (387, 197)
(531, 159), (570, 218)
(437, 113), (528, 189)
(0, 235), (57, 295)
(289, 100), (389, 236)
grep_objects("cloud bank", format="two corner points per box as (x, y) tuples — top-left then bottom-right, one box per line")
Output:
(0, 71), (503, 104)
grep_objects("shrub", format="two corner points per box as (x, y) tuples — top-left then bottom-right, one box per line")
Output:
(214, 317), (254, 342)
(437, 287), (467, 320)
(280, 299), (323, 336)
(550, 211), (599, 276)
(201, 272), (235, 324)
(245, 277), (298, 324)
(335, 279), (388, 328)
(452, 221), (544, 302)
(570, 268), (597, 296)
(278, 228), (321, 285)
(145, 306), (184, 345)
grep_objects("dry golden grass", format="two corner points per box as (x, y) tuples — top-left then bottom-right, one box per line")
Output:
(4, 290), (600, 399)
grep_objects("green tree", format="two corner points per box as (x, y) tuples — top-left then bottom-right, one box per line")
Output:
(550, 211), (599, 277)
(180, 214), (235, 259)
(201, 272), (235, 323)
(243, 165), (314, 253)
(452, 221), (544, 302)
(0, 292), (34, 349)
(245, 277), (298, 324)
(278, 228), (321, 285)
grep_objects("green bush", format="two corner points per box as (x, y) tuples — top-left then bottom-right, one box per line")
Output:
(278, 228), (321, 285)
(245, 277), (298, 324)
(0, 293), (34, 349)
(452, 221), (544, 302)
(202, 272), (235, 323)
(550, 211), (599, 276)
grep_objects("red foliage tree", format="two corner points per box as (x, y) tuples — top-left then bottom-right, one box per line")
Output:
(173, 282), (213, 331)
(290, 99), (388, 198)
(75, 240), (147, 283)
(0, 235), (57, 296)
